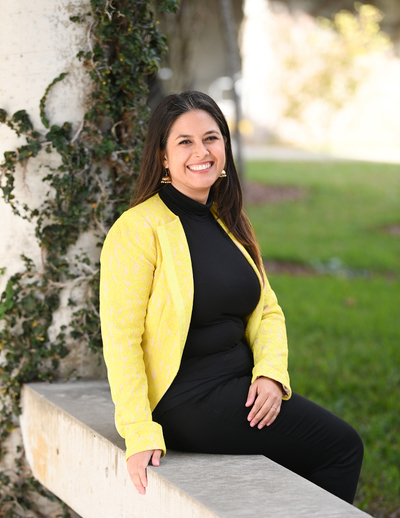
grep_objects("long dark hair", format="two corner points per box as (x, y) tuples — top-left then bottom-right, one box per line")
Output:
(133, 91), (264, 280)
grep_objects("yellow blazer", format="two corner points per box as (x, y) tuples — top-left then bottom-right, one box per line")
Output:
(100, 193), (291, 460)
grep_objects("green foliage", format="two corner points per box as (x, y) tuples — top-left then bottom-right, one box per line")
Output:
(327, 2), (392, 56)
(0, 0), (178, 515)
(0, 454), (71, 518)
(0, 255), (69, 435)
(40, 73), (69, 128)
(246, 160), (400, 517)
(279, 3), (392, 133)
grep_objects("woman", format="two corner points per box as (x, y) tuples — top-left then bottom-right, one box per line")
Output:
(100, 91), (363, 503)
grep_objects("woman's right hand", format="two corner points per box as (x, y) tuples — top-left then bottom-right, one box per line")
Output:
(127, 449), (162, 495)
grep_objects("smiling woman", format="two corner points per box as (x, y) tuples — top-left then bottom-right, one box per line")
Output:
(99, 91), (363, 504)
(162, 110), (226, 203)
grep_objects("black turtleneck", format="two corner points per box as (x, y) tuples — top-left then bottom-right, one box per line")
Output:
(156, 184), (261, 411)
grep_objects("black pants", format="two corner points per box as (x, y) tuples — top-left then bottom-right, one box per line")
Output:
(153, 376), (364, 504)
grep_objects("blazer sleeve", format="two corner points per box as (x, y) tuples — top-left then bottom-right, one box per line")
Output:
(100, 211), (166, 460)
(249, 269), (292, 400)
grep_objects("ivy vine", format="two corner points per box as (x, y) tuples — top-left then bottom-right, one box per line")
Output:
(0, 0), (179, 515)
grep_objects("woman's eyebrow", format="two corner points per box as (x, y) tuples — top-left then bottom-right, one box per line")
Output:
(175, 130), (219, 140)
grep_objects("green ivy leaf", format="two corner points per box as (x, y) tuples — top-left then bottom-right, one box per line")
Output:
(0, 108), (7, 123)
(11, 110), (33, 135)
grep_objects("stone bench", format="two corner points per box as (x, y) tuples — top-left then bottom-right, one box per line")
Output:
(20, 380), (370, 518)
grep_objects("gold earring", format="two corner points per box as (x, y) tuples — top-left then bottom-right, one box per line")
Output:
(161, 167), (172, 184)
(219, 169), (227, 178)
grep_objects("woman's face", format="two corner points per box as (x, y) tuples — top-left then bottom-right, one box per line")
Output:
(163, 109), (226, 203)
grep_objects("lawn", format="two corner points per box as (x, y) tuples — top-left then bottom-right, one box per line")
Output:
(246, 161), (400, 274)
(245, 160), (400, 518)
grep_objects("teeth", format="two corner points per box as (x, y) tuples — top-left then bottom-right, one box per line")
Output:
(188, 162), (211, 171)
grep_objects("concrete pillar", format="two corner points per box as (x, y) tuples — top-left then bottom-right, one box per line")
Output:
(0, 0), (105, 379)
(0, 2), (105, 515)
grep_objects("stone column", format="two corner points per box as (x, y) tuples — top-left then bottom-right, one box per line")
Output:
(0, 0), (105, 379)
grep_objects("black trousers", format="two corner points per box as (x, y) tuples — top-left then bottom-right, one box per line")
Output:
(153, 376), (364, 504)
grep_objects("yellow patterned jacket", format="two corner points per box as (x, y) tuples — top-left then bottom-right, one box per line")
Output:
(100, 193), (291, 460)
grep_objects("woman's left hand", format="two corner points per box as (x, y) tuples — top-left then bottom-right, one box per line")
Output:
(245, 376), (283, 429)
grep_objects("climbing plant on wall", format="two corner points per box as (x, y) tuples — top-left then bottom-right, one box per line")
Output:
(0, 0), (178, 515)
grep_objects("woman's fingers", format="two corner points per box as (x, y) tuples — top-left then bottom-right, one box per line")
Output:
(127, 450), (158, 495)
(151, 449), (162, 466)
(246, 377), (283, 428)
(137, 464), (148, 494)
(245, 383), (257, 407)
(253, 399), (281, 428)
(247, 393), (267, 424)
(248, 395), (279, 427)
(129, 468), (147, 495)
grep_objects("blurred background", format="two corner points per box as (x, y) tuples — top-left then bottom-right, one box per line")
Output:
(152, 2), (400, 515)
(154, 0), (400, 162)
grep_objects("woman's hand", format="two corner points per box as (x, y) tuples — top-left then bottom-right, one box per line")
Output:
(127, 449), (162, 495)
(245, 376), (283, 429)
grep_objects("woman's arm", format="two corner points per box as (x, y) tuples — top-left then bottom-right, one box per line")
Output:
(100, 210), (166, 460)
(249, 270), (291, 400)
(244, 271), (290, 428)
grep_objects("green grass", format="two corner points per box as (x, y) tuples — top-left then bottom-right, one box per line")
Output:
(245, 161), (400, 517)
(246, 161), (400, 274)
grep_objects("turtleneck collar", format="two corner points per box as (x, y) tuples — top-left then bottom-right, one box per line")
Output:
(159, 184), (213, 221)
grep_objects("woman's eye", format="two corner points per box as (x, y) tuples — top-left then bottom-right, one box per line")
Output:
(205, 136), (218, 141)
(179, 139), (191, 145)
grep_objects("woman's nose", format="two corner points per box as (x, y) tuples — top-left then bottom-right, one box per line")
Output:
(194, 141), (209, 158)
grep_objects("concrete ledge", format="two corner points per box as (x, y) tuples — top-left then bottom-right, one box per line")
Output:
(20, 381), (370, 518)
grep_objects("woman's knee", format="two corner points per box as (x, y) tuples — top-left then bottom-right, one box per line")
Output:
(350, 427), (364, 464)
(340, 421), (364, 470)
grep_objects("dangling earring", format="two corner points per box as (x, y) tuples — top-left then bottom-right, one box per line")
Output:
(219, 169), (227, 178)
(161, 167), (172, 184)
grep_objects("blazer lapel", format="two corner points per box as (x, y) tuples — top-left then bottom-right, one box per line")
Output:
(156, 217), (194, 354)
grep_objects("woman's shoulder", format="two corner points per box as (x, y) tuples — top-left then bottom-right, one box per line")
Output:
(108, 193), (175, 235)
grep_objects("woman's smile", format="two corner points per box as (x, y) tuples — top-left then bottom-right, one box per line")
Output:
(187, 161), (214, 172)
